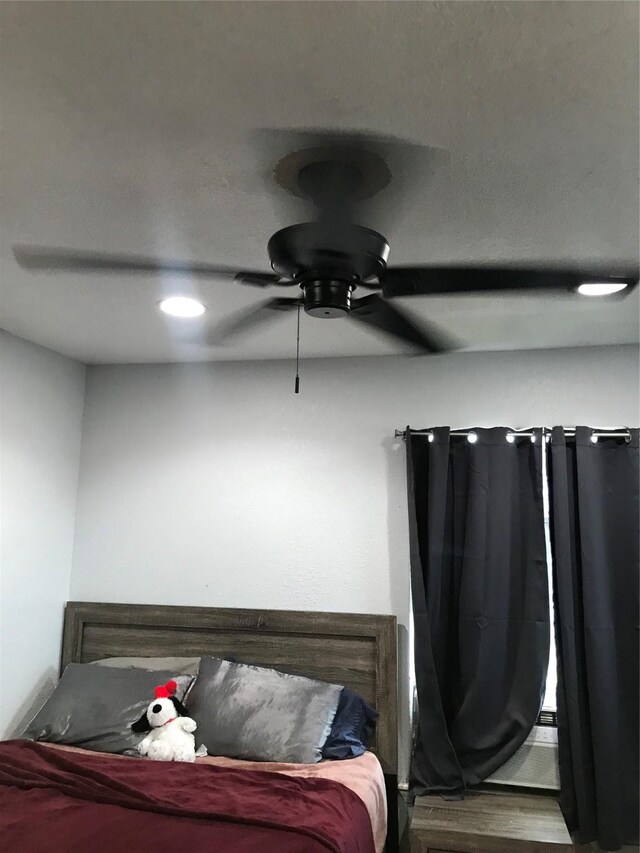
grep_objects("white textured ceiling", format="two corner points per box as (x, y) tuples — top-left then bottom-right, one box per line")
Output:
(0, 1), (638, 363)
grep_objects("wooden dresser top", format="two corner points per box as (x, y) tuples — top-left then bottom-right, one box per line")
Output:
(411, 790), (573, 853)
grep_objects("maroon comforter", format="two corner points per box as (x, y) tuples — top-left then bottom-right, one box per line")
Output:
(0, 740), (375, 852)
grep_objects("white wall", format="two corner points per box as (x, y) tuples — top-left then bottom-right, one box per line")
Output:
(71, 345), (640, 609)
(70, 344), (639, 779)
(0, 332), (86, 737)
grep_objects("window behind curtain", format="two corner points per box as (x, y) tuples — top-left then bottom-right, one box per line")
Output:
(542, 439), (557, 713)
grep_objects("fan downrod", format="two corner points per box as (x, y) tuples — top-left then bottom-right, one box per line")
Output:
(296, 161), (364, 209)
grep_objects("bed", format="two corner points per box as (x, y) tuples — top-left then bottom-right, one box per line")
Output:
(1, 602), (398, 853)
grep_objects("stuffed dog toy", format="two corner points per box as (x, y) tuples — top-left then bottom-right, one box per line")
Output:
(131, 679), (197, 762)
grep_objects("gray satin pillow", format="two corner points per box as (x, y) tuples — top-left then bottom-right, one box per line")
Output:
(187, 656), (341, 764)
(22, 663), (192, 755)
(91, 656), (200, 676)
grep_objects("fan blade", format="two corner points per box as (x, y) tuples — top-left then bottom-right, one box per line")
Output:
(350, 294), (456, 353)
(234, 272), (287, 288)
(379, 266), (639, 297)
(13, 246), (282, 286)
(196, 297), (300, 345)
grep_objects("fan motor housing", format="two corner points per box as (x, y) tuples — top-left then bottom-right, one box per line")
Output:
(268, 222), (390, 283)
(303, 280), (353, 318)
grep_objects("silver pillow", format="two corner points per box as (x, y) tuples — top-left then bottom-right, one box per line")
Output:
(22, 663), (192, 755)
(91, 656), (200, 676)
(187, 656), (341, 764)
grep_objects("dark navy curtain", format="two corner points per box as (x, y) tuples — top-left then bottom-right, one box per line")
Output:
(407, 427), (549, 794)
(550, 426), (639, 851)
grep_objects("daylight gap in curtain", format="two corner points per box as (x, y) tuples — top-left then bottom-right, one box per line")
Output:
(406, 426), (549, 795)
(550, 426), (639, 851)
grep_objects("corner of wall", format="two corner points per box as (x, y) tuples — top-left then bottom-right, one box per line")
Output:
(68, 360), (89, 604)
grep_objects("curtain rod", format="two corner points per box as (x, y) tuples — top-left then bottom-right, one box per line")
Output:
(395, 428), (632, 440)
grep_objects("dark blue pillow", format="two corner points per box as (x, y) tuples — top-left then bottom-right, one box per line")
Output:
(321, 687), (378, 759)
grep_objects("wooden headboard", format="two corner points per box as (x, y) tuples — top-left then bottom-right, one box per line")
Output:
(61, 602), (398, 774)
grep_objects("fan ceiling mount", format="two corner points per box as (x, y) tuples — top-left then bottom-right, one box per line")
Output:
(13, 129), (638, 353)
(273, 145), (392, 204)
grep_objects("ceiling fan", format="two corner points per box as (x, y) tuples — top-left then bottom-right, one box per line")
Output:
(13, 131), (639, 355)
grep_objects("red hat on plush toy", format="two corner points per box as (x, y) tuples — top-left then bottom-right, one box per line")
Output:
(154, 679), (177, 700)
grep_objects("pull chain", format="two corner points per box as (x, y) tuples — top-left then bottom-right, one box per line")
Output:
(294, 298), (301, 394)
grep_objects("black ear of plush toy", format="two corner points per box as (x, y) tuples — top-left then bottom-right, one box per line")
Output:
(131, 711), (152, 734)
(172, 697), (189, 717)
